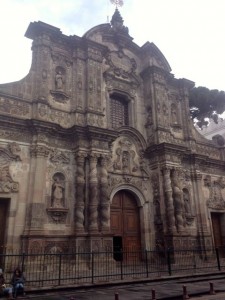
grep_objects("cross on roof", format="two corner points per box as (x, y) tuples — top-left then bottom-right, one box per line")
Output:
(110, 0), (124, 8)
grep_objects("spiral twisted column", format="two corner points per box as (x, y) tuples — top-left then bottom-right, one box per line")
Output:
(99, 156), (110, 231)
(163, 168), (176, 234)
(75, 153), (85, 231)
(88, 154), (99, 231)
(172, 171), (185, 233)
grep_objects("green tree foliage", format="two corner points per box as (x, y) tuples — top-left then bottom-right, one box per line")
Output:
(189, 86), (225, 128)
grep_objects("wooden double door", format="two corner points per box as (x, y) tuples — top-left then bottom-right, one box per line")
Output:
(110, 191), (141, 260)
(0, 198), (9, 255)
(211, 212), (224, 252)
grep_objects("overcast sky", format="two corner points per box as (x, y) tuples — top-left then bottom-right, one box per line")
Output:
(0, 0), (225, 91)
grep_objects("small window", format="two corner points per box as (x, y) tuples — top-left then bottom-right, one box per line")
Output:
(110, 95), (129, 129)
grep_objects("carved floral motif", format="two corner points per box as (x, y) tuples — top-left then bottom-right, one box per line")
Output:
(0, 97), (30, 117)
(50, 149), (70, 164)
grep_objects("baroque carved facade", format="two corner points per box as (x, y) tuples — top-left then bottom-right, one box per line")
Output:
(0, 9), (225, 254)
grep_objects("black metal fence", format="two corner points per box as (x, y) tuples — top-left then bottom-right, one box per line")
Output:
(0, 248), (224, 288)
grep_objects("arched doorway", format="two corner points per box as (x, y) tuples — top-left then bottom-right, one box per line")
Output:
(110, 190), (141, 260)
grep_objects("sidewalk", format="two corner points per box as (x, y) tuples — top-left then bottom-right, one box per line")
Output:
(6, 273), (225, 299)
(191, 293), (225, 299)
(23, 277), (225, 300)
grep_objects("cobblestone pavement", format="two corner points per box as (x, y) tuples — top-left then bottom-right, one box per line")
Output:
(4, 274), (225, 300)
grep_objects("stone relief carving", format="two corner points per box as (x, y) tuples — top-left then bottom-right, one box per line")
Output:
(76, 59), (85, 110)
(171, 171), (185, 233)
(175, 168), (195, 226)
(45, 242), (68, 254)
(88, 48), (103, 62)
(111, 137), (140, 174)
(0, 129), (31, 143)
(99, 156), (110, 231)
(0, 142), (21, 193)
(183, 188), (194, 225)
(88, 154), (98, 230)
(0, 97), (30, 117)
(106, 50), (137, 79)
(162, 167), (195, 234)
(30, 144), (50, 158)
(38, 104), (71, 127)
(145, 105), (153, 128)
(28, 240), (43, 254)
(151, 172), (164, 250)
(50, 149), (70, 164)
(0, 165), (19, 193)
(158, 130), (186, 146)
(74, 153), (86, 231)
(195, 144), (220, 160)
(205, 175), (225, 209)
(109, 174), (148, 195)
(104, 73), (138, 98)
(162, 168), (176, 234)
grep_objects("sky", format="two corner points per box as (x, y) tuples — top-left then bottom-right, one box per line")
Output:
(0, 0), (225, 91)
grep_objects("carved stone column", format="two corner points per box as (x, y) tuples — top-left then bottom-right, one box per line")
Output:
(171, 170), (185, 233)
(74, 153), (85, 232)
(192, 172), (208, 250)
(28, 144), (50, 231)
(99, 156), (110, 232)
(88, 154), (98, 231)
(163, 168), (176, 234)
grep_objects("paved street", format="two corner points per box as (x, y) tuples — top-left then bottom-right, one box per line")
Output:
(9, 274), (225, 300)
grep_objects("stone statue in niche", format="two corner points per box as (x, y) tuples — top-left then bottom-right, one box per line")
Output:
(171, 103), (178, 124)
(122, 150), (130, 172)
(51, 173), (65, 208)
(183, 188), (191, 216)
(55, 70), (64, 90)
(51, 66), (69, 103)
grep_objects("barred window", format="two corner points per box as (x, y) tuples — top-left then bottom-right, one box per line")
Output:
(110, 95), (129, 129)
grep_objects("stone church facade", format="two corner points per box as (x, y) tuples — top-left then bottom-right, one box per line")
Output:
(0, 9), (225, 255)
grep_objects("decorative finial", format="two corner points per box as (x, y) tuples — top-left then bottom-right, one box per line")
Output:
(110, 0), (124, 8)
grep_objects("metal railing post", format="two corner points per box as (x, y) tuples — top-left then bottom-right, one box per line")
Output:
(120, 251), (123, 280)
(215, 248), (221, 271)
(21, 252), (25, 273)
(145, 249), (149, 278)
(167, 248), (172, 275)
(58, 253), (62, 286)
(91, 251), (94, 284)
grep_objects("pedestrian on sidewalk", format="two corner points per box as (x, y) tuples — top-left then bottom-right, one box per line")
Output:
(0, 268), (14, 299)
(11, 267), (26, 298)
